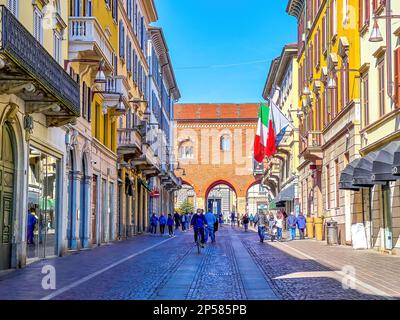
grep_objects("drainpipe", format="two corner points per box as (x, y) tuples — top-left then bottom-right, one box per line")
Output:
(386, 0), (394, 103)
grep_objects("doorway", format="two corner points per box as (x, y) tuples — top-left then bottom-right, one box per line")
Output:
(27, 148), (59, 261)
(382, 184), (393, 250)
(0, 124), (15, 270)
(91, 175), (98, 245)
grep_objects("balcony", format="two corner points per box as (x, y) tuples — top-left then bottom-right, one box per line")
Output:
(300, 131), (323, 162)
(69, 17), (114, 70)
(103, 76), (130, 112)
(117, 128), (142, 160)
(0, 6), (79, 126)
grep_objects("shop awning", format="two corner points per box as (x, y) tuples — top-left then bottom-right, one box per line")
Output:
(269, 200), (284, 210)
(275, 182), (295, 203)
(352, 151), (385, 187)
(372, 141), (400, 182)
(392, 142), (400, 176)
(339, 158), (361, 191)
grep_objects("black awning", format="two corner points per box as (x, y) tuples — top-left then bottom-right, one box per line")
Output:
(392, 142), (400, 176)
(276, 182), (295, 203)
(339, 158), (361, 191)
(372, 141), (400, 182)
(352, 151), (384, 187)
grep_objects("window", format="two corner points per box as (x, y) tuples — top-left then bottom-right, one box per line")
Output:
(335, 158), (340, 208)
(330, 0), (337, 39)
(119, 21), (125, 59)
(94, 103), (101, 139)
(33, 8), (43, 44)
(7, 0), (18, 18)
(330, 72), (338, 118)
(341, 56), (349, 109)
(81, 81), (91, 121)
(103, 114), (109, 145)
(394, 48), (400, 108)
(314, 28), (320, 68)
(112, 0), (118, 21)
(127, 0), (132, 21)
(179, 144), (194, 159)
(322, 14), (327, 54)
(361, 73), (369, 127)
(127, 38), (132, 73)
(53, 31), (62, 64)
(71, 0), (80, 16)
(220, 135), (231, 152)
(359, 0), (370, 29)
(378, 58), (385, 117)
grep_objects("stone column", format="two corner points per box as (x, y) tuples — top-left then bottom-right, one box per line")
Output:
(237, 197), (246, 215)
(81, 175), (91, 248)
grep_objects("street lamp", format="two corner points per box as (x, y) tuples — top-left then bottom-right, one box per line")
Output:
(327, 75), (337, 90)
(94, 60), (107, 84)
(369, 19), (384, 43)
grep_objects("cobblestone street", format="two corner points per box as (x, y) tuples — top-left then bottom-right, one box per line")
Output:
(0, 227), (399, 300)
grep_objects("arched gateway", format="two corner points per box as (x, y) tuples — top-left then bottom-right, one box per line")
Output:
(174, 103), (265, 215)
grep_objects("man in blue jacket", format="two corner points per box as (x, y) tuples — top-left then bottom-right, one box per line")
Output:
(287, 212), (297, 240)
(191, 209), (206, 247)
(296, 212), (307, 240)
(204, 210), (216, 243)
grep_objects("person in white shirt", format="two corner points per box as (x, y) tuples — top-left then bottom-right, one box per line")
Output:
(275, 212), (284, 241)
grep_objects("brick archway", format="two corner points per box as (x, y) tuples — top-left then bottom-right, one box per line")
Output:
(174, 103), (260, 214)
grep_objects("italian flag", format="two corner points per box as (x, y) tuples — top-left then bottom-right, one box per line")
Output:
(253, 103), (270, 163)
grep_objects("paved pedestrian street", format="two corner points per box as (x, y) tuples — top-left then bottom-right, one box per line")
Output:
(0, 227), (399, 300)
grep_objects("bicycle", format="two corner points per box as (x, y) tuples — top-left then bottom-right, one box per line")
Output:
(194, 228), (205, 254)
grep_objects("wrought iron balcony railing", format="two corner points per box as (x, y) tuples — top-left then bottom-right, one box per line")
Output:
(0, 6), (80, 120)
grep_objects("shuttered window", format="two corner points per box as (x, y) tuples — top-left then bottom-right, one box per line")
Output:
(33, 8), (43, 44)
(361, 73), (369, 126)
(394, 48), (400, 108)
(322, 14), (327, 54)
(119, 21), (125, 59)
(378, 58), (385, 117)
(7, 0), (18, 18)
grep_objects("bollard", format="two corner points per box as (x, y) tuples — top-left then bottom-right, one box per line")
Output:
(314, 217), (324, 241)
(306, 216), (314, 239)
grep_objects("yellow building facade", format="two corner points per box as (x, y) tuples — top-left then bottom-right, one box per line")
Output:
(287, 0), (362, 244)
(0, 0), (80, 269)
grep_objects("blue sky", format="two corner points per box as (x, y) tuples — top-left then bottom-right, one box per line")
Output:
(153, 0), (297, 103)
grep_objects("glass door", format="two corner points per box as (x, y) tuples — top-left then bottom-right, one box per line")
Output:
(382, 184), (393, 250)
(27, 148), (58, 260)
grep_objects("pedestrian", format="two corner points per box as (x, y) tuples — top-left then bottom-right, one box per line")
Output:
(249, 213), (254, 227)
(242, 213), (249, 232)
(287, 212), (297, 240)
(276, 212), (284, 241)
(181, 213), (187, 232)
(167, 214), (174, 237)
(159, 213), (166, 236)
(213, 212), (219, 235)
(204, 210), (216, 243)
(267, 213), (276, 240)
(218, 213), (224, 227)
(27, 208), (37, 245)
(253, 209), (267, 243)
(174, 212), (181, 230)
(297, 212), (306, 240)
(230, 211), (236, 227)
(237, 213), (240, 228)
(150, 213), (158, 235)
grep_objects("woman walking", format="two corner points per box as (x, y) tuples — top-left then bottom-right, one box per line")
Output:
(242, 214), (249, 232)
(167, 214), (174, 237)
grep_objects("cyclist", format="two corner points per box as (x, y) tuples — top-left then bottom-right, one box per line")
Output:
(191, 208), (206, 248)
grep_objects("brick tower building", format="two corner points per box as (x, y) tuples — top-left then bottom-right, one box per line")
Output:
(174, 103), (273, 216)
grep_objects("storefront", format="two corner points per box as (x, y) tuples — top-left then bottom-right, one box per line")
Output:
(339, 141), (400, 253)
(27, 147), (61, 262)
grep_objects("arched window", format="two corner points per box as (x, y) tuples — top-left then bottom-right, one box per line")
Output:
(179, 142), (194, 159)
(220, 135), (230, 152)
